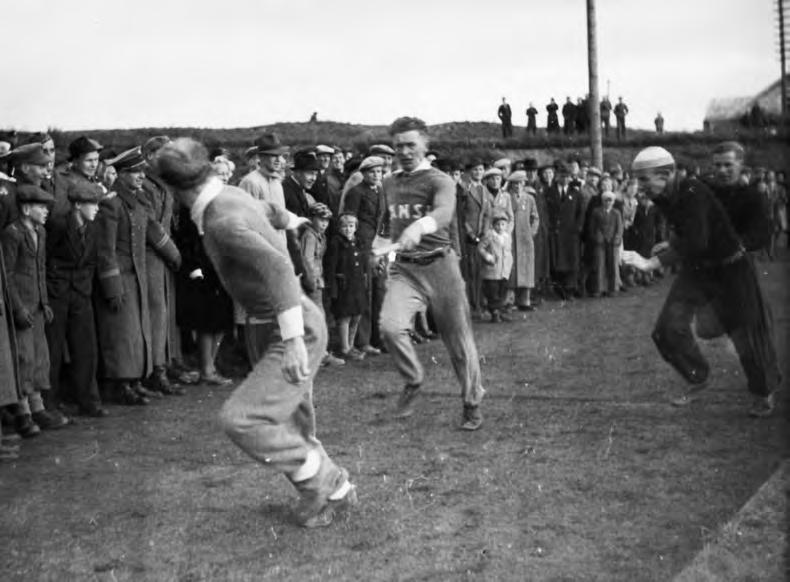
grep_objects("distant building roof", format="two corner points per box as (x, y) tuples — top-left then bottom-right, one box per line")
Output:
(704, 75), (788, 122)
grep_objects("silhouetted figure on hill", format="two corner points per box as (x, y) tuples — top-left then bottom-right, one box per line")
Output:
(655, 112), (664, 134)
(498, 97), (513, 138)
(600, 96), (612, 137)
(546, 98), (560, 134)
(309, 112), (318, 123)
(614, 97), (629, 141)
(525, 103), (538, 135)
(562, 97), (576, 135)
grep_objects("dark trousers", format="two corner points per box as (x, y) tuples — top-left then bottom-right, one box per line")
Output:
(616, 119), (626, 140)
(594, 242), (618, 293)
(355, 272), (385, 349)
(482, 279), (508, 313)
(651, 257), (780, 395)
(501, 122), (513, 138)
(45, 291), (101, 409)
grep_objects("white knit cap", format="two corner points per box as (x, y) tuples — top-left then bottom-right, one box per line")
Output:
(632, 147), (675, 173)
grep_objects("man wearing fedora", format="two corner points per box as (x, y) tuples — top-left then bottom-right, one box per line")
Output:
(239, 133), (289, 210)
(283, 150), (320, 218)
(153, 138), (357, 528)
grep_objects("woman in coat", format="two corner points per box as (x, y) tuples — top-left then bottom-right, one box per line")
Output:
(506, 172), (540, 310)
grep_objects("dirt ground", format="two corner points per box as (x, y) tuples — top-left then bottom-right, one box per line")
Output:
(1, 253), (787, 582)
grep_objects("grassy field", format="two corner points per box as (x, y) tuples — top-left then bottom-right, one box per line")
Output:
(0, 252), (787, 581)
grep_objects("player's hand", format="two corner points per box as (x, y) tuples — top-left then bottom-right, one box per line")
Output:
(189, 269), (204, 280)
(282, 336), (310, 384)
(398, 222), (424, 251)
(43, 305), (54, 324)
(650, 241), (670, 257)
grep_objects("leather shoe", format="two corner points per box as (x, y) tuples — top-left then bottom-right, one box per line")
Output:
(32, 409), (70, 430)
(79, 405), (109, 418)
(394, 384), (421, 418)
(15, 414), (41, 438)
(119, 383), (148, 406)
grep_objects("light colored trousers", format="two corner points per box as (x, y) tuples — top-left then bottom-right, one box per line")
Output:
(219, 296), (341, 494)
(379, 252), (485, 407)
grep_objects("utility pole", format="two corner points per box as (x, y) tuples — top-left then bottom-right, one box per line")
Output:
(587, 0), (603, 170)
(779, 0), (787, 118)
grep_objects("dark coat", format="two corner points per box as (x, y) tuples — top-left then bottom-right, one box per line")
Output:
(546, 183), (584, 272)
(141, 174), (182, 367)
(0, 247), (21, 406)
(283, 175), (313, 218)
(325, 234), (367, 318)
(1, 219), (49, 326)
(173, 205), (233, 333)
(342, 181), (386, 250)
(631, 202), (662, 257)
(45, 211), (97, 300)
(589, 206), (624, 245)
(532, 185), (551, 282)
(94, 182), (152, 380)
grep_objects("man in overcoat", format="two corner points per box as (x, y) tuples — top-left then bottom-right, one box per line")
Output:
(94, 147), (155, 405)
(153, 138), (357, 528)
(546, 162), (584, 299)
(141, 136), (184, 396)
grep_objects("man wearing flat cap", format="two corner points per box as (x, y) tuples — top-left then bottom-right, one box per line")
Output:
(623, 146), (780, 417)
(340, 144), (395, 202)
(308, 145), (339, 213)
(3, 184), (69, 434)
(140, 135), (186, 396)
(379, 116), (485, 431)
(45, 182), (107, 417)
(1, 144), (51, 228)
(341, 155), (388, 355)
(152, 137), (357, 528)
(94, 147), (155, 406)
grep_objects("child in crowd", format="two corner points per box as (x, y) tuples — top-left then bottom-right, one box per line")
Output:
(1, 185), (68, 436)
(478, 209), (513, 322)
(620, 177), (639, 287)
(301, 203), (344, 367)
(325, 213), (367, 360)
(589, 190), (624, 297)
(631, 191), (661, 285)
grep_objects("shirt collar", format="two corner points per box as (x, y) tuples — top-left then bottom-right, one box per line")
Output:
(190, 177), (224, 235)
(400, 159), (432, 176)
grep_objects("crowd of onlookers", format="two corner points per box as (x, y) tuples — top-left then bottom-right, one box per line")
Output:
(0, 130), (786, 461)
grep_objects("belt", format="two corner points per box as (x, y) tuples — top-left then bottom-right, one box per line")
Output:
(396, 247), (449, 266)
(695, 247), (745, 269)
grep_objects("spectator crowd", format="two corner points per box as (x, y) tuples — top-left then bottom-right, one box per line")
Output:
(0, 130), (786, 460)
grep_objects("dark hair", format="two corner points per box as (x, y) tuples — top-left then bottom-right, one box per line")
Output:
(153, 138), (213, 190)
(388, 116), (428, 137)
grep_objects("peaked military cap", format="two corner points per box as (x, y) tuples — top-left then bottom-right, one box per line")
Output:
(112, 146), (146, 172)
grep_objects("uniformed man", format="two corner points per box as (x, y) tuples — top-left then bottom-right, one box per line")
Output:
(614, 97), (629, 140)
(623, 146), (780, 417)
(1, 144), (50, 228)
(379, 117), (485, 431)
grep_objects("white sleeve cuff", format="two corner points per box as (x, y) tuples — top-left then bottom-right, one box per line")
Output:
(415, 216), (438, 235)
(286, 211), (310, 230)
(277, 306), (304, 341)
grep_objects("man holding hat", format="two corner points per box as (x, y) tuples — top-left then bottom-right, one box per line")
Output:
(94, 147), (155, 406)
(2, 184), (69, 434)
(342, 155), (388, 355)
(152, 137), (357, 528)
(45, 182), (107, 417)
(623, 146), (780, 417)
(283, 150), (321, 218)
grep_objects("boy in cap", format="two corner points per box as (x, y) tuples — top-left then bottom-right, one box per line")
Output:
(44, 182), (107, 417)
(2, 184), (69, 435)
(588, 189), (624, 297)
(300, 203), (344, 367)
(623, 146), (780, 417)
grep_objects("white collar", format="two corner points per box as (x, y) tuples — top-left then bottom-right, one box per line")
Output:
(190, 177), (224, 235)
(398, 159), (432, 176)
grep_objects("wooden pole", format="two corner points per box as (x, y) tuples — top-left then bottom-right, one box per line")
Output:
(779, 0), (787, 118)
(587, 0), (603, 169)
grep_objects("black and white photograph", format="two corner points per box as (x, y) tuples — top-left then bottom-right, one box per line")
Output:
(0, 0), (787, 579)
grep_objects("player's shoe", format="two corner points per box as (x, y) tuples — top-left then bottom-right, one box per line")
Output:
(460, 405), (483, 431)
(669, 382), (709, 407)
(295, 467), (358, 528)
(393, 384), (421, 418)
(748, 392), (776, 418)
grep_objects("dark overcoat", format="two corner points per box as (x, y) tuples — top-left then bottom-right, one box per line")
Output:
(532, 185), (550, 282)
(546, 183), (584, 272)
(325, 234), (367, 318)
(141, 174), (181, 368)
(94, 182), (152, 380)
(0, 248), (20, 406)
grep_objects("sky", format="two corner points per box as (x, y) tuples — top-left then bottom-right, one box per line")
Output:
(0, 0), (780, 132)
